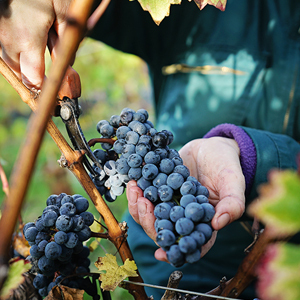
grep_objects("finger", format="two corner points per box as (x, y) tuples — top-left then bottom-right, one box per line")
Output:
(20, 48), (46, 89)
(136, 198), (156, 241)
(154, 248), (168, 263)
(126, 180), (143, 223)
(212, 169), (245, 230)
(1, 48), (22, 80)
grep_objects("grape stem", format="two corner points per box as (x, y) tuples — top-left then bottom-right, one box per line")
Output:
(88, 138), (116, 147)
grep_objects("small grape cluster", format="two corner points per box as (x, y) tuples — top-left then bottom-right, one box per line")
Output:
(23, 193), (94, 297)
(90, 108), (215, 267)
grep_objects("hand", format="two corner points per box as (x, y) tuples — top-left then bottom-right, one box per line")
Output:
(0, 0), (71, 89)
(126, 136), (246, 263)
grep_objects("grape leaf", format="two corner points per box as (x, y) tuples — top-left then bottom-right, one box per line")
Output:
(256, 243), (300, 300)
(0, 259), (31, 299)
(194, 0), (227, 11)
(135, 0), (227, 25)
(248, 170), (300, 235)
(45, 285), (84, 300)
(94, 253), (138, 291)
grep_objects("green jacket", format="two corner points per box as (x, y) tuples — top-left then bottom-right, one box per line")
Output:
(90, 0), (300, 298)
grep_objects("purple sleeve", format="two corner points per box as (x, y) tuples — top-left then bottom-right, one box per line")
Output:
(204, 124), (257, 196)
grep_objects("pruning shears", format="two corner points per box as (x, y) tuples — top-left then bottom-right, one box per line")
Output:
(56, 67), (102, 177)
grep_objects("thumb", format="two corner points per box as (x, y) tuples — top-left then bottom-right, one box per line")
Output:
(211, 168), (245, 230)
(47, 28), (81, 99)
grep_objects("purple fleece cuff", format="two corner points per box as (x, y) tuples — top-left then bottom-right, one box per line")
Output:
(203, 123), (257, 196)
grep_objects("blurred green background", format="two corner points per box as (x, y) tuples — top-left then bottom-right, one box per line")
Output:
(0, 37), (154, 299)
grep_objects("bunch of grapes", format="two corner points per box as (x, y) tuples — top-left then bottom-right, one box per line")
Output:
(23, 193), (94, 297)
(90, 108), (215, 267)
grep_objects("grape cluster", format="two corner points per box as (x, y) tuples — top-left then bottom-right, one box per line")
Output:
(23, 193), (94, 297)
(90, 108), (215, 267)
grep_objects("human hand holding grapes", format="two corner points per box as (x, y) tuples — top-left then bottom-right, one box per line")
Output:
(126, 136), (246, 263)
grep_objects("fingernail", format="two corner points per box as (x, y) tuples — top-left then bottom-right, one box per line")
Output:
(138, 201), (147, 216)
(217, 213), (230, 229)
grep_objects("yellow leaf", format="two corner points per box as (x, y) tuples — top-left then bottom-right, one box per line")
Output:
(94, 253), (138, 291)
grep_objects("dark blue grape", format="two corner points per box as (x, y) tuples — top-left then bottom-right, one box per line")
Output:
(143, 186), (158, 203)
(125, 131), (140, 145)
(166, 245), (185, 267)
(24, 226), (38, 242)
(158, 184), (173, 201)
(56, 215), (73, 232)
(54, 231), (68, 244)
(196, 185), (209, 197)
(167, 173), (184, 190)
(156, 229), (176, 248)
(159, 158), (175, 175)
(33, 273), (49, 289)
(144, 151), (160, 165)
(65, 232), (79, 248)
(185, 202), (204, 222)
(153, 173), (168, 188)
(77, 225), (91, 241)
(113, 139), (126, 154)
(156, 219), (174, 232)
(173, 165), (190, 179)
(116, 126), (131, 139)
(45, 242), (62, 260)
(201, 203), (215, 222)
(59, 202), (76, 217)
(74, 197), (89, 213)
(61, 195), (74, 205)
(110, 114), (121, 128)
(195, 223), (213, 242)
(127, 153), (143, 168)
(136, 177), (152, 191)
(142, 164), (159, 180)
(154, 203), (172, 220)
(42, 210), (58, 227)
(128, 167), (142, 180)
(30, 245), (44, 258)
(135, 143), (150, 157)
(189, 231), (206, 248)
(122, 144), (136, 158)
(170, 205), (185, 222)
(196, 195), (209, 204)
(23, 222), (35, 235)
(80, 211), (94, 226)
(152, 132), (168, 148)
(186, 249), (201, 264)
(178, 236), (197, 254)
(175, 218), (194, 235)
(46, 195), (57, 206)
(180, 181), (197, 195)
(93, 149), (107, 164)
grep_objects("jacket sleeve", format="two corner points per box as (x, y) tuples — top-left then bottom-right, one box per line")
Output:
(241, 127), (300, 201)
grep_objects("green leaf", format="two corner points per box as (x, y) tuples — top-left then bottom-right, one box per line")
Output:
(248, 170), (300, 235)
(94, 253), (138, 291)
(257, 243), (300, 300)
(0, 259), (31, 299)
